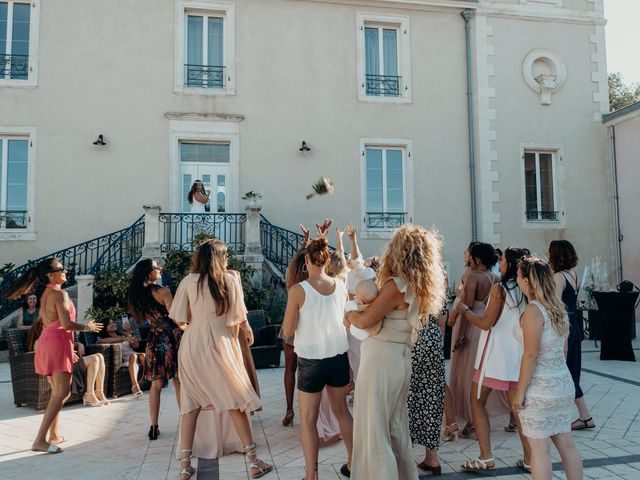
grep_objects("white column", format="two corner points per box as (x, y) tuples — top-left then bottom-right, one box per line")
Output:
(243, 204), (264, 284)
(142, 205), (162, 259)
(76, 274), (94, 324)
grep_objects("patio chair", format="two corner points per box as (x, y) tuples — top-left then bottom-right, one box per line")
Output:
(247, 309), (281, 369)
(6, 328), (105, 410)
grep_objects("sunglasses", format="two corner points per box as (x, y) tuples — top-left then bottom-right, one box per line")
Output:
(49, 267), (66, 273)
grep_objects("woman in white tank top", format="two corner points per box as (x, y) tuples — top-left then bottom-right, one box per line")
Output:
(454, 246), (531, 473)
(282, 237), (353, 480)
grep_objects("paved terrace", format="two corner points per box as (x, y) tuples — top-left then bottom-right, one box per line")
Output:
(0, 338), (639, 480)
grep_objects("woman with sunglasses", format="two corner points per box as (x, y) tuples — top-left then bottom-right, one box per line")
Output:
(5, 258), (103, 454)
(187, 180), (211, 213)
(128, 258), (183, 440)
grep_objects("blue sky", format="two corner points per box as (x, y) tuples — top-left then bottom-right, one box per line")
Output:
(604, 0), (640, 84)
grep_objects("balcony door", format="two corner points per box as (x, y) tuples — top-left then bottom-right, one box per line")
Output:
(180, 142), (230, 213)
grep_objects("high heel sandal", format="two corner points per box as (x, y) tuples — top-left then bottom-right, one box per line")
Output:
(95, 390), (110, 406)
(243, 443), (273, 479)
(132, 385), (144, 399)
(148, 425), (159, 440)
(282, 410), (294, 427)
(83, 392), (103, 407)
(417, 461), (441, 476)
(442, 423), (458, 442)
(178, 449), (196, 479)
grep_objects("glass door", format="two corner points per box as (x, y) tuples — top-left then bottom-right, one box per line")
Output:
(181, 164), (229, 213)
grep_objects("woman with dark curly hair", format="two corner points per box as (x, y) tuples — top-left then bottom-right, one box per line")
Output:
(128, 258), (183, 441)
(548, 240), (594, 431)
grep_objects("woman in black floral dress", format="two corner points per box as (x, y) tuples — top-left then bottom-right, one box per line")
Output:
(408, 315), (446, 475)
(128, 258), (183, 441)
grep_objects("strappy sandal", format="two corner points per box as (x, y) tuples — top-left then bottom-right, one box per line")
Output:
(282, 410), (294, 427)
(571, 417), (595, 430)
(516, 459), (531, 473)
(443, 423), (459, 442)
(178, 449), (196, 479)
(244, 443), (273, 479)
(461, 457), (495, 471)
(132, 385), (144, 399)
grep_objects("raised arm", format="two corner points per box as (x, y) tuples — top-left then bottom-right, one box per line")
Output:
(455, 283), (504, 331)
(346, 223), (362, 260)
(346, 279), (405, 330)
(335, 227), (345, 254)
(282, 284), (304, 337)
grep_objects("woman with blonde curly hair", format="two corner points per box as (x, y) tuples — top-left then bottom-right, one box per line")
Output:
(346, 225), (446, 480)
(512, 256), (582, 480)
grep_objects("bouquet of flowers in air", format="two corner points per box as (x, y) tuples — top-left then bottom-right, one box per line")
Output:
(306, 177), (334, 200)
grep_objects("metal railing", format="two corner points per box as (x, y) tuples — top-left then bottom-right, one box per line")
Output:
(0, 210), (27, 229)
(366, 212), (406, 229)
(159, 213), (246, 253)
(525, 210), (559, 221)
(0, 216), (145, 320)
(184, 64), (225, 88)
(260, 216), (306, 275)
(1, 54), (29, 79)
(366, 74), (401, 96)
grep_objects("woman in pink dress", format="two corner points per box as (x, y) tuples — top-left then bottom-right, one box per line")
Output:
(169, 240), (272, 479)
(5, 258), (102, 454)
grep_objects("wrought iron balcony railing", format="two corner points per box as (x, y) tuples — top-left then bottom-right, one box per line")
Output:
(0, 210), (27, 229)
(260, 216), (306, 275)
(1, 54), (29, 79)
(159, 213), (246, 253)
(184, 64), (225, 88)
(366, 74), (401, 96)
(525, 210), (559, 221)
(366, 212), (406, 229)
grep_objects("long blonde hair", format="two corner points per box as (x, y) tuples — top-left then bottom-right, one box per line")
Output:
(518, 256), (569, 337)
(377, 225), (446, 324)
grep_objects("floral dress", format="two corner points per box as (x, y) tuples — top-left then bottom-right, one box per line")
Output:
(144, 300), (182, 386)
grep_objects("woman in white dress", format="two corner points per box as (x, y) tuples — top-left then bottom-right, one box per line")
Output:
(187, 180), (210, 213)
(512, 256), (583, 480)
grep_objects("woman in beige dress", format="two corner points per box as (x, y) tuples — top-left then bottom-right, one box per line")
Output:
(345, 225), (447, 480)
(169, 240), (273, 480)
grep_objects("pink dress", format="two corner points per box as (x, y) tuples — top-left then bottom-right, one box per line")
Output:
(34, 285), (76, 376)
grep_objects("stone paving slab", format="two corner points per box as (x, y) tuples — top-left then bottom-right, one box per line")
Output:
(0, 337), (638, 479)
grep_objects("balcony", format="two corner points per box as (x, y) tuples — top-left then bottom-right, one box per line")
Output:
(366, 212), (406, 229)
(1, 54), (29, 80)
(365, 74), (401, 96)
(184, 64), (225, 88)
(525, 210), (559, 221)
(0, 210), (27, 229)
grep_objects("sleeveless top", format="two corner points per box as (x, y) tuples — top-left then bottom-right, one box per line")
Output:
(560, 271), (579, 323)
(22, 308), (38, 327)
(294, 279), (348, 359)
(369, 277), (421, 346)
(475, 281), (526, 391)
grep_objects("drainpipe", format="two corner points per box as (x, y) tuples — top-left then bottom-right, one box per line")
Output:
(609, 125), (623, 283)
(461, 9), (478, 241)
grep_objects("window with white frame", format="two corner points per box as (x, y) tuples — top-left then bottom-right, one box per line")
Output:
(523, 150), (558, 221)
(357, 13), (411, 103)
(0, 1), (31, 81)
(0, 135), (29, 230)
(364, 146), (407, 229)
(175, 2), (235, 95)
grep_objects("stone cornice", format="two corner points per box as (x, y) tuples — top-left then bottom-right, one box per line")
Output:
(479, 3), (606, 25)
(296, 0), (478, 13)
(164, 112), (245, 122)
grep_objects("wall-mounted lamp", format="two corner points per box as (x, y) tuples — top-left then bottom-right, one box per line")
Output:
(93, 134), (107, 146)
(299, 140), (311, 152)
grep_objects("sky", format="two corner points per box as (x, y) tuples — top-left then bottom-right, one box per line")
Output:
(604, 0), (640, 84)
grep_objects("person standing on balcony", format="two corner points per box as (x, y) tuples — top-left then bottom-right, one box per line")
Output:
(170, 239), (273, 480)
(345, 225), (446, 480)
(282, 236), (353, 480)
(5, 258), (103, 454)
(548, 240), (595, 431)
(128, 259), (183, 441)
(187, 180), (211, 213)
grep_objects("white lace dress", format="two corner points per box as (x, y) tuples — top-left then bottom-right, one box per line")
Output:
(513, 301), (574, 439)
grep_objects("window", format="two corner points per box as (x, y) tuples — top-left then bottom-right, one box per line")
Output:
(0, 132), (32, 236)
(357, 13), (411, 103)
(523, 150), (557, 221)
(362, 145), (410, 230)
(0, 1), (38, 86)
(175, 2), (235, 95)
